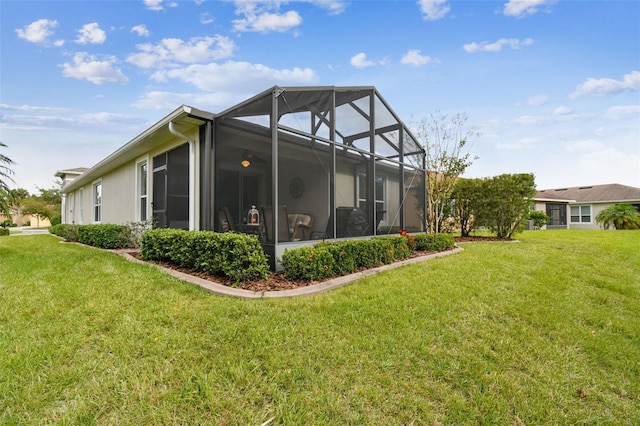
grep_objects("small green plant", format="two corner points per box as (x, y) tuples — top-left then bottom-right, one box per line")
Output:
(528, 210), (550, 230)
(0, 227), (9, 236)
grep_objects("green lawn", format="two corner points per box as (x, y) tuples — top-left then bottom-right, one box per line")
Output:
(1, 231), (638, 425)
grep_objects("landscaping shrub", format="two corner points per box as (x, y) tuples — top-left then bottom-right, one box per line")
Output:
(49, 224), (80, 242)
(77, 224), (133, 249)
(0, 227), (9, 236)
(49, 213), (62, 226)
(281, 246), (335, 281)
(413, 233), (454, 251)
(282, 234), (446, 282)
(141, 229), (269, 284)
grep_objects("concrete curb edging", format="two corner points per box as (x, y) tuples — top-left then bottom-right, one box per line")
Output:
(118, 246), (464, 299)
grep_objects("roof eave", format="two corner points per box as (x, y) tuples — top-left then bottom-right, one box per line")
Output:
(62, 105), (213, 193)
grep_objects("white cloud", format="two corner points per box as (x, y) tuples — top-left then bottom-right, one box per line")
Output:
(305, 0), (347, 15)
(150, 61), (318, 92)
(553, 105), (572, 116)
(0, 103), (71, 113)
(463, 37), (533, 53)
(127, 36), (236, 69)
(61, 53), (129, 85)
(400, 49), (436, 66)
(200, 13), (214, 25)
(131, 24), (150, 37)
(350, 52), (378, 69)
(497, 137), (538, 150)
(15, 19), (59, 44)
(503, 0), (553, 18)
(569, 71), (640, 99)
(233, 10), (302, 33)
(418, 0), (450, 21)
(0, 106), (144, 133)
(131, 90), (240, 110)
(522, 94), (549, 106)
(75, 23), (106, 44)
(144, 0), (176, 11)
(604, 105), (640, 120)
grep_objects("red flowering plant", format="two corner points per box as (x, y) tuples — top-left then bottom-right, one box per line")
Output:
(398, 229), (415, 251)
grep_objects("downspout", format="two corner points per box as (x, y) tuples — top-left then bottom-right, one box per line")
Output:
(168, 121), (197, 230)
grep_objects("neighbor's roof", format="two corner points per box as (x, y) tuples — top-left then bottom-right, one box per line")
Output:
(55, 167), (88, 178)
(536, 184), (640, 203)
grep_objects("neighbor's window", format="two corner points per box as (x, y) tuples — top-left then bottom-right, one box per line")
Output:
(570, 205), (591, 223)
(93, 182), (102, 222)
(139, 162), (148, 220)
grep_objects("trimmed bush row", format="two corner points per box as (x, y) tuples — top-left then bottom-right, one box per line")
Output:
(140, 228), (269, 284)
(50, 223), (133, 249)
(281, 233), (455, 282)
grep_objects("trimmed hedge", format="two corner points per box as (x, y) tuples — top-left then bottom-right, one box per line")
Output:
(282, 233), (453, 282)
(50, 223), (133, 249)
(140, 229), (269, 284)
(0, 228), (9, 237)
(49, 224), (80, 242)
(413, 233), (455, 251)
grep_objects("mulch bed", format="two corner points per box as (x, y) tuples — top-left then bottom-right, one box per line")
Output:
(128, 236), (509, 292)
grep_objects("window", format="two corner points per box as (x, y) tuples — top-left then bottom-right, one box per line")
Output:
(93, 182), (102, 222)
(570, 205), (591, 223)
(138, 162), (148, 220)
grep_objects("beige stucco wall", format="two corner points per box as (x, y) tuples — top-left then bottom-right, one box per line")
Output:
(62, 131), (200, 228)
(101, 161), (137, 224)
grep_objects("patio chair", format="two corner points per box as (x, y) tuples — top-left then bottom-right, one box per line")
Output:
(218, 206), (235, 232)
(260, 206), (292, 243)
(288, 213), (313, 240)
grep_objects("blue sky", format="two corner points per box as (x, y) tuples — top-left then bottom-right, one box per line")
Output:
(1, 0), (639, 192)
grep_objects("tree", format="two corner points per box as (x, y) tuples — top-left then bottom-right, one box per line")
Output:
(595, 204), (640, 230)
(21, 196), (54, 228)
(9, 188), (30, 226)
(415, 112), (478, 234)
(0, 142), (16, 215)
(482, 173), (537, 239)
(452, 177), (484, 236)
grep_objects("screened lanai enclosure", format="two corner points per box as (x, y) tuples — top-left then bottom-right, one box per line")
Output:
(210, 86), (426, 266)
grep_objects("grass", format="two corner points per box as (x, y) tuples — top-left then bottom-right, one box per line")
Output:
(1, 230), (638, 425)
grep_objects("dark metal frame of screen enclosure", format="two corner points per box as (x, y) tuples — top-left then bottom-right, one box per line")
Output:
(198, 86), (427, 270)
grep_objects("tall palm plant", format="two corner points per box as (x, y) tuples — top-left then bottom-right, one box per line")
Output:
(0, 142), (16, 215)
(595, 203), (640, 230)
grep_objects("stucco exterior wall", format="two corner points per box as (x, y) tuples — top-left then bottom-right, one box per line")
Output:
(101, 161), (136, 225)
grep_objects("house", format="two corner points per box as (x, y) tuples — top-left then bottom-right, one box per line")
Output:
(55, 167), (88, 187)
(533, 184), (640, 230)
(58, 86), (427, 268)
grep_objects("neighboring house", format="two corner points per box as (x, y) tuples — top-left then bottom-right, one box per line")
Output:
(533, 184), (640, 230)
(0, 207), (51, 228)
(57, 86), (427, 268)
(55, 168), (88, 187)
